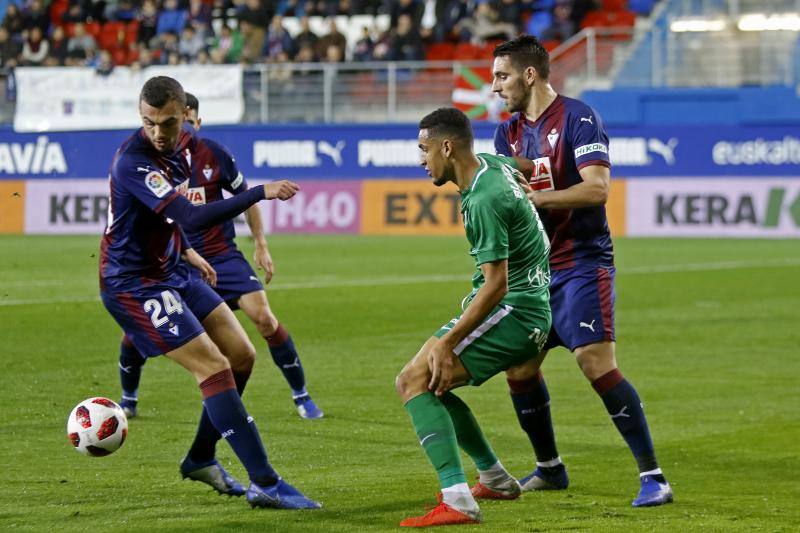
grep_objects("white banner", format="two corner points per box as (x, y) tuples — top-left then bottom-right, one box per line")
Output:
(627, 178), (800, 237)
(14, 65), (243, 132)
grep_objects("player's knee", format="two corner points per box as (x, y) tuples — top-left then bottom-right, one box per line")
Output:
(228, 339), (257, 373)
(575, 347), (616, 381)
(506, 358), (541, 381)
(253, 309), (279, 337)
(395, 363), (427, 401)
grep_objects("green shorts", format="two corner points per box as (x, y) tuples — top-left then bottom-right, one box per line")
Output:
(433, 303), (551, 386)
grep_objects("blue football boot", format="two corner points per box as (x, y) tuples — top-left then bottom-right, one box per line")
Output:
(180, 457), (246, 496)
(632, 475), (673, 507)
(519, 464), (569, 491)
(119, 398), (137, 419)
(247, 479), (322, 509)
(295, 396), (324, 419)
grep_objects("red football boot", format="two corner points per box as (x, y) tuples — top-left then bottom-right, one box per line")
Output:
(400, 502), (481, 528)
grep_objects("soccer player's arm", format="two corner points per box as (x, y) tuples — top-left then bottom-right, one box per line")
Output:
(439, 203), (509, 349)
(527, 108), (611, 210)
(430, 200), (509, 395)
(220, 148), (275, 283)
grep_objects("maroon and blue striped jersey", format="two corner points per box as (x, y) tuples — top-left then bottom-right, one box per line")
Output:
(172, 137), (247, 259)
(494, 95), (613, 270)
(100, 129), (192, 290)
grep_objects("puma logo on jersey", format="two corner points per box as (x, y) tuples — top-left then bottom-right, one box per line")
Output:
(579, 320), (595, 332)
(581, 115), (593, 124)
(510, 140), (519, 153)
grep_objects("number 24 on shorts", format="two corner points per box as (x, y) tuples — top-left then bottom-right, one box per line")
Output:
(144, 290), (184, 328)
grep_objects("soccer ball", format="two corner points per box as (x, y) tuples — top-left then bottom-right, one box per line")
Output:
(67, 397), (128, 456)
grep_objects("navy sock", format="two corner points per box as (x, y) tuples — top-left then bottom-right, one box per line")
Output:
(188, 369), (251, 464)
(508, 371), (562, 469)
(199, 369), (278, 486)
(266, 324), (307, 398)
(119, 336), (145, 402)
(593, 369), (662, 477)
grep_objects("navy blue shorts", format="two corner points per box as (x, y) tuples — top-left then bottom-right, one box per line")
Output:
(102, 272), (224, 358)
(544, 265), (616, 352)
(192, 251), (264, 309)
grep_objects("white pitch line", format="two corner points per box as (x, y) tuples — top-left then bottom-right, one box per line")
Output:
(1, 258), (799, 307)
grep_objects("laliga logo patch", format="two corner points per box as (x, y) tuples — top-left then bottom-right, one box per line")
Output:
(145, 171), (172, 198)
(530, 157), (554, 191)
(202, 164), (213, 180)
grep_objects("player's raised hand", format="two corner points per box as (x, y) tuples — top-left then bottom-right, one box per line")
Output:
(263, 180), (300, 201)
(516, 175), (538, 205)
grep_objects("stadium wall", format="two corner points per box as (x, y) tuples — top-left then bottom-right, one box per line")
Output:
(0, 123), (798, 238)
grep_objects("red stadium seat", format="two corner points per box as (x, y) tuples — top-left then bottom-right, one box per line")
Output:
(602, 0), (627, 11)
(542, 39), (560, 52)
(425, 42), (455, 61)
(453, 42), (482, 60)
(100, 22), (125, 50)
(84, 21), (102, 39)
(49, 0), (69, 26)
(125, 20), (140, 45)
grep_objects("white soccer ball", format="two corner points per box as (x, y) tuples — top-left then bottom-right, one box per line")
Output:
(67, 397), (128, 456)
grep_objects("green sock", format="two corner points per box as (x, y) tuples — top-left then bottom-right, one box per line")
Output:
(440, 392), (498, 471)
(404, 392), (467, 488)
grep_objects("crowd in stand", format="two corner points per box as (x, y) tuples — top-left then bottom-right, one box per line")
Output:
(0, 0), (653, 72)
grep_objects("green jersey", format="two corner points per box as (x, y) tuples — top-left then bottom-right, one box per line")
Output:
(460, 153), (551, 310)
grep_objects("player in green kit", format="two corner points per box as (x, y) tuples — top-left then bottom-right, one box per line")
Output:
(395, 107), (551, 528)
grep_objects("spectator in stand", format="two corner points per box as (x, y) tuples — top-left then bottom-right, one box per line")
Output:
(419, 0), (445, 43)
(47, 25), (70, 66)
(108, 0), (138, 22)
(294, 41), (317, 62)
(2, 4), (25, 36)
(96, 49), (114, 75)
(351, 25), (373, 61)
(210, 24), (243, 63)
(84, 0), (108, 23)
(543, 0), (576, 42)
(455, 1), (516, 44)
(352, 0), (381, 15)
(179, 25), (206, 61)
(196, 49), (210, 63)
(138, 0), (159, 45)
(292, 16), (318, 57)
(211, 0), (236, 28)
(496, 0), (523, 28)
(265, 13), (293, 61)
(68, 22), (98, 57)
(322, 42), (343, 62)
(389, 0), (423, 28)
(188, 0), (213, 38)
(21, 26), (49, 66)
(238, 0), (272, 63)
(371, 27), (391, 60)
(571, 0), (600, 27)
(389, 13), (423, 61)
(156, 0), (188, 36)
(155, 30), (180, 64)
(61, 3), (88, 24)
(0, 27), (21, 69)
(23, 0), (50, 34)
(132, 43), (154, 68)
(315, 17), (345, 63)
(279, 0), (304, 17)
(438, 0), (470, 42)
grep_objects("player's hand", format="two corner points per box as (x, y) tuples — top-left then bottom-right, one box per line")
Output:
(254, 244), (274, 284)
(183, 248), (217, 287)
(263, 180), (300, 201)
(516, 176), (538, 205)
(427, 339), (457, 397)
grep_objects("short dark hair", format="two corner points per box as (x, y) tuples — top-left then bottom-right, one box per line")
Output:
(185, 92), (199, 113)
(139, 76), (186, 108)
(493, 35), (550, 80)
(419, 107), (473, 145)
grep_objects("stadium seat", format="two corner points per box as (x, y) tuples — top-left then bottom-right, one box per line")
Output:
(454, 42), (482, 60)
(628, 0), (655, 15)
(542, 39), (560, 52)
(425, 42), (455, 61)
(49, 0), (69, 26)
(602, 0), (627, 11)
(125, 20), (139, 45)
(85, 21), (102, 39)
(100, 22), (125, 50)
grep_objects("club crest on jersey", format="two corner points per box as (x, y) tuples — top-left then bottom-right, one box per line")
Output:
(530, 157), (554, 191)
(547, 128), (559, 149)
(145, 171), (172, 198)
(202, 164), (213, 180)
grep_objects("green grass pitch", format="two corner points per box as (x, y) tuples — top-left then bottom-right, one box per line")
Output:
(0, 235), (798, 532)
